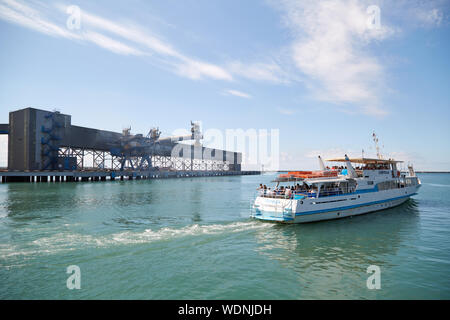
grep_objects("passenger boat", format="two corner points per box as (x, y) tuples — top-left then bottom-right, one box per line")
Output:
(251, 154), (421, 224)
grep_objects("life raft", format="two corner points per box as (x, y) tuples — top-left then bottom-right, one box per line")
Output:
(280, 170), (339, 179)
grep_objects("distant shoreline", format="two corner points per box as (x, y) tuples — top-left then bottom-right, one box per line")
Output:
(268, 170), (450, 174)
(415, 171), (450, 173)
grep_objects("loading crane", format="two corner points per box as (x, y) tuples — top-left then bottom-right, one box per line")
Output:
(110, 121), (203, 171)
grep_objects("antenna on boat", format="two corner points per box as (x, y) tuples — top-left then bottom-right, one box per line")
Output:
(408, 164), (416, 177)
(318, 156), (326, 171)
(372, 132), (383, 159)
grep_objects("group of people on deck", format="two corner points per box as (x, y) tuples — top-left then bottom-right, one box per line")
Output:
(257, 183), (318, 198)
(331, 164), (390, 170)
(258, 183), (342, 198)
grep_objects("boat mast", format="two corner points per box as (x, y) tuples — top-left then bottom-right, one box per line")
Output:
(372, 132), (383, 160)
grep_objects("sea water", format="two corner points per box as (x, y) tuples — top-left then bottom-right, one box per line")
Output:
(0, 173), (449, 299)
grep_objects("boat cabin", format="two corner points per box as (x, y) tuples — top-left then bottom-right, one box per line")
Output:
(258, 155), (419, 200)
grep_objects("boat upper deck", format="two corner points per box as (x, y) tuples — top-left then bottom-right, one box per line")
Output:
(326, 157), (403, 164)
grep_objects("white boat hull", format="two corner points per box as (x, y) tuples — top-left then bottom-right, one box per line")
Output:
(252, 185), (420, 224)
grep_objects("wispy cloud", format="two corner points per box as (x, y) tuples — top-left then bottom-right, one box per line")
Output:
(386, 0), (448, 28)
(414, 8), (444, 27)
(223, 89), (252, 99)
(228, 60), (291, 84)
(0, 0), (233, 81)
(268, 0), (450, 116)
(77, 9), (233, 81)
(82, 31), (145, 56)
(0, 0), (79, 40)
(1, 0), (448, 115)
(271, 0), (395, 116)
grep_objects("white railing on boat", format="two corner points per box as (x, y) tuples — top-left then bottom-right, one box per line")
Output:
(257, 189), (346, 199)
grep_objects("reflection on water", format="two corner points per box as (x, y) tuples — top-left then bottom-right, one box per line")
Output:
(252, 200), (421, 298)
(255, 200), (420, 263)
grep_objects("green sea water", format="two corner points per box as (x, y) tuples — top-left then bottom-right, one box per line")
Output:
(0, 173), (449, 299)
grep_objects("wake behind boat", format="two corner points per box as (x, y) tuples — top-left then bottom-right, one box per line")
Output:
(251, 149), (421, 224)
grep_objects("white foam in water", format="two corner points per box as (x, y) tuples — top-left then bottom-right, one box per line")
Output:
(110, 221), (272, 245)
(2, 221), (273, 259)
(119, 221), (272, 244)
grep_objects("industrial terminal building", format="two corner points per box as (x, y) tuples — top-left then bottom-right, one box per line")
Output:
(0, 107), (258, 182)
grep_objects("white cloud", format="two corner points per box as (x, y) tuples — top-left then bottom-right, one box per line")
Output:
(83, 31), (144, 56)
(78, 10), (178, 57)
(78, 9), (233, 81)
(228, 61), (291, 84)
(1, 0), (448, 112)
(387, 0), (448, 28)
(0, 0), (233, 81)
(224, 89), (252, 99)
(272, 0), (395, 116)
(0, 0), (80, 40)
(176, 58), (233, 81)
(415, 8), (444, 27)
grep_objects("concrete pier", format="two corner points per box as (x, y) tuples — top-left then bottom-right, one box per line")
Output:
(0, 170), (260, 183)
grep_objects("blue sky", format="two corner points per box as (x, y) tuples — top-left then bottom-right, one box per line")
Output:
(0, 0), (449, 170)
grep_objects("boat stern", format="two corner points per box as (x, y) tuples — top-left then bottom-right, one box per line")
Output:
(251, 196), (296, 223)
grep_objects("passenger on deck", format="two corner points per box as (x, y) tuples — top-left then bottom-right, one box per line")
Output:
(285, 187), (291, 198)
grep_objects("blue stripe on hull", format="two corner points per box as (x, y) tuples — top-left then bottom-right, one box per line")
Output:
(295, 193), (416, 216)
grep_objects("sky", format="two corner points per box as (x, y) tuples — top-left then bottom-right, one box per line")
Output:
(0, 0), (449, 170)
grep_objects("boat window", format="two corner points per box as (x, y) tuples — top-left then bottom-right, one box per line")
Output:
(377, 180), (401, 191)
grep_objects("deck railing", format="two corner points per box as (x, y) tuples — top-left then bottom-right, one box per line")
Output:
(258, 189), (345, 199)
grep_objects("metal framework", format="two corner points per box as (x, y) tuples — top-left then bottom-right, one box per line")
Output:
(59, 147), (230, 171)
